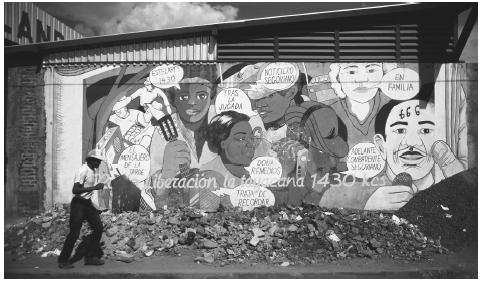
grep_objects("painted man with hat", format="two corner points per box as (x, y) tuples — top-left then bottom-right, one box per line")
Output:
(57, 149), (107, 269)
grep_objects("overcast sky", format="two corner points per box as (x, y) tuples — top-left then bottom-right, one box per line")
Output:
(36, 2), (400, 37)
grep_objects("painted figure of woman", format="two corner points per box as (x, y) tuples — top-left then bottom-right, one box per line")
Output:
(180, 111), (256, 211)
(201, 110), (256, 187)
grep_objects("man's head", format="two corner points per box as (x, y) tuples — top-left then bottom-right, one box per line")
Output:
(86, 149), (105, 170)
(174, 77), (214, 123)
(329, 62), (397, 103)
(112, 96), (131, 118)
(218, 63), (306, 128)
(144, 77), (153, 91)
(114, 107), (128, 118)
(373, 99), (435, 181)
(251, 73), (307, 128)
(252, 85), (299, 125)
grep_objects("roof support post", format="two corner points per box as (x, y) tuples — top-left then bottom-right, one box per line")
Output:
(274, 36), (279, 61)
(395, 24), (401, 61)
(452, 5), (477, 61)
(334, 26), (340, 61)
(210, 27), (218, 58)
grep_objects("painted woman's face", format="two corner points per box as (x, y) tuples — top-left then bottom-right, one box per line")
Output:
(175, 83), (211, 123)
(338, 63), (383, 103)
(221, 121), (255, 166)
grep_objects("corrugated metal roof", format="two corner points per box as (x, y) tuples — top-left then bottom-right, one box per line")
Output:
(4, 2), (474, 64)
(43, 35), (216, 64)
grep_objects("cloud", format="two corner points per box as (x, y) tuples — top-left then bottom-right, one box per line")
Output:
(71, 22), (99, 37)
(100, 3), (238, 35)
(37, 3), (238, 36)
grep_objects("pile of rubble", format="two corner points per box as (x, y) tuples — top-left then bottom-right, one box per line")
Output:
(5, 205), (447, 265)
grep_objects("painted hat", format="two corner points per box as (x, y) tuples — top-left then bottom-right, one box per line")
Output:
(179, 76), (212, 86)
(218, 63), (303, 101)
(218, 63), (278, 100)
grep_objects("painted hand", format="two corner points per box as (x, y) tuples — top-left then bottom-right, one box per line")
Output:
(162, 139), (191, 180)
(431, 140), (464, 178)
(277, 139), (305, 176)
(364, 185), (414, 210)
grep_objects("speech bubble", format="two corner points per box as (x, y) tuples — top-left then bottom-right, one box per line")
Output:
(258, 62), (299, 91)
(380, 68), (420, 100)
(229, 183), (275, 211)
(346, 142), (385, 179)
(215, 87), (257, 116)
(149, 65), (184, 89)
(117, 145), (150, 183)
(246, 156), (283, 186)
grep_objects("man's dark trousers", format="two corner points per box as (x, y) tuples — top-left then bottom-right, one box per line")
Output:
(58, 196), (103, 263)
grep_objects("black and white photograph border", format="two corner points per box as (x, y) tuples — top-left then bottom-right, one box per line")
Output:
(4, 1), (478, 279)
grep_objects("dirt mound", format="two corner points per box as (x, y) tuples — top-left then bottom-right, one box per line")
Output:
(397, 168), (478, 251)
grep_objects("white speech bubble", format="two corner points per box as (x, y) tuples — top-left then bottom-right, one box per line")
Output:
(380, 68), (420, 100)
(215, 87), (257, 116)
(246, 156), (283, 186)
(258, 62), (299, 91)
(149, 65), (184, 89)
(117, 145), (150, 183)
(346, 142), (385, 179)
(229, 183), (275, 211)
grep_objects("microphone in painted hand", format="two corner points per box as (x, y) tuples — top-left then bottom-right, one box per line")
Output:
(392, 172), (414, 193)
(392, 172), (413, 186)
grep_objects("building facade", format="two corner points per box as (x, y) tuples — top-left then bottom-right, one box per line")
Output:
(5, 3), (478, 215)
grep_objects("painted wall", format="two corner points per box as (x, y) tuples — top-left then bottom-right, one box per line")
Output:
(46, 62), (475, 212)
(45, 66), (118, 206)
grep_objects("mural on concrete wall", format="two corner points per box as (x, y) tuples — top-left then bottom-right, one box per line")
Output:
(53, 62), (470, 212)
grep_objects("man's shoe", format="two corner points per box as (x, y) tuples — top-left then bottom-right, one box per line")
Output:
(84, 257), (105, 265)
(69, 237), (88, 263)
(58, 262), (75, 269)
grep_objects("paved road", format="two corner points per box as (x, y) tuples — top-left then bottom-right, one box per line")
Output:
(5, 247), (477, 278)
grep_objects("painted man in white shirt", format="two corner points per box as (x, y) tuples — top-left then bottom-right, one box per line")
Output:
(130, 77), (173, 116)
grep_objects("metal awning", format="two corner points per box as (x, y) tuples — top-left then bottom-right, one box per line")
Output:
(4, 2), (475, 64)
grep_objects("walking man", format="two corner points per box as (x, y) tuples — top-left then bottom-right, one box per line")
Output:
(58, 149), (106, 269)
